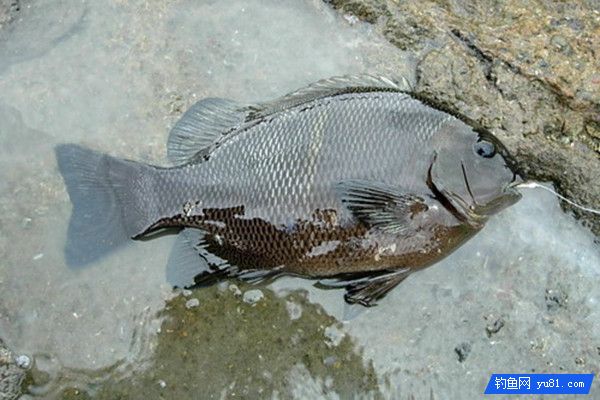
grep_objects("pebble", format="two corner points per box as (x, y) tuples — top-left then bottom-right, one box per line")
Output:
(229, 284), (242, 297)
(285, 301), (302, 320)
(324, 325), (345, 347)
(242, 289), (264, 305)
(185, 298), (200, 309)
(15, 354), (31, 369)
(485, 318), (505, 338)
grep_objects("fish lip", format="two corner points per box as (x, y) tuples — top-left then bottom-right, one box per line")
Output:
(464, 170), (524, 217)
(436, 178), (522, 223)
(504, 175), (525, 200)
(475, 189), (521, 216)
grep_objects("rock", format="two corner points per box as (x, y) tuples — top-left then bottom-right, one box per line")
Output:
(228, 284), (242, 297)
(285, 301), (303, 320)
(184, 298), (200, 309)
(324, 325), (345, 347)
(242, 289), (264, 305)
(325, 0), (600, 236)
(14, 355), (30, 370)
(485, 317), (505, 338)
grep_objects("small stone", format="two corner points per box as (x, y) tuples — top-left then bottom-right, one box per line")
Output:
(559, 135), (571, 145)
(185, 298), (200, 309)
(15, 355), (31, 369)
(485, 317), (505, 338)
(454, 342), (471, 362)
(285, 301), (302, 320)
(182, 289), (192, 297)
(228, 284), (242, 297)
(343, 14), (359, 25)
(158, 379), (166, 388)
(243, 289), (264, 305)
(324, 325), (345, 347)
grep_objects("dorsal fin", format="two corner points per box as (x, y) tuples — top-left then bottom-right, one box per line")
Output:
(246, 74), (412, 120)
(167, 75), (411, 165)
(167, 98), (249, 165)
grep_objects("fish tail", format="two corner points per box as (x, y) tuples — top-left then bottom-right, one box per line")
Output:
(55, 144), (160, 267)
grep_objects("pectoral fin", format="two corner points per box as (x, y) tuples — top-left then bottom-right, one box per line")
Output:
(337, 179), (429, 235)
(317, 269), (411, 307)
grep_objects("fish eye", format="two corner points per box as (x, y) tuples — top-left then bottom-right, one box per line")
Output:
(473, 140), (496, 158)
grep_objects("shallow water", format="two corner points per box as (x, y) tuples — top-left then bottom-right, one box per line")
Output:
(0, 0), (598, 399)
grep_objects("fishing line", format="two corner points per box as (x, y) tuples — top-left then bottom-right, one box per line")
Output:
(516, 182), (600, 215)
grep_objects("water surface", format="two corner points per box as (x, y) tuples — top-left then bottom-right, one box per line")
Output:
(0, 0), (598, 398)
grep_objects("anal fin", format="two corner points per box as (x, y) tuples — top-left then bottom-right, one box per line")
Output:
(317, 269), (411, 307)
(166, 228), (209, 288)
(166, 228), (280, 289)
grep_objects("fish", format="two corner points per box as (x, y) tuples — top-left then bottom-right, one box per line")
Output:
(55, 75), (522, 306)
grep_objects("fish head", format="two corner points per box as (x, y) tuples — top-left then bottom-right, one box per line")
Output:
(429, 120), (522, 224)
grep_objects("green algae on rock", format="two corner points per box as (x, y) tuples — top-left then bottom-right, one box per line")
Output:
(56, 285), (381, 399)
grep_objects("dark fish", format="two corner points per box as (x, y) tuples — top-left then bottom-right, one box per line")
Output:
(55, 75), (522, 306)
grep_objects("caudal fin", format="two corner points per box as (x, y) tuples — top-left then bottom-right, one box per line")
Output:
(55, 144), (158, 267)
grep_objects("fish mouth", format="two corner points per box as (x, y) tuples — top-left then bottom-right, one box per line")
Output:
(463, 162), (523, 217)
(477, 186), (522, 216)
(426, 155), (522, 226)
(463, 167), (524, 218)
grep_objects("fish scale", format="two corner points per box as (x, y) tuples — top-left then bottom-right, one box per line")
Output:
(159, 92), (447, 225)
(55, 75), (521, 305)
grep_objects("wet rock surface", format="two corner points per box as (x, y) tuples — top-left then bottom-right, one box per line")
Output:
(55, 286), (380, 400)
(0, 1), (598, 399)
(326, 0), (600, 235)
